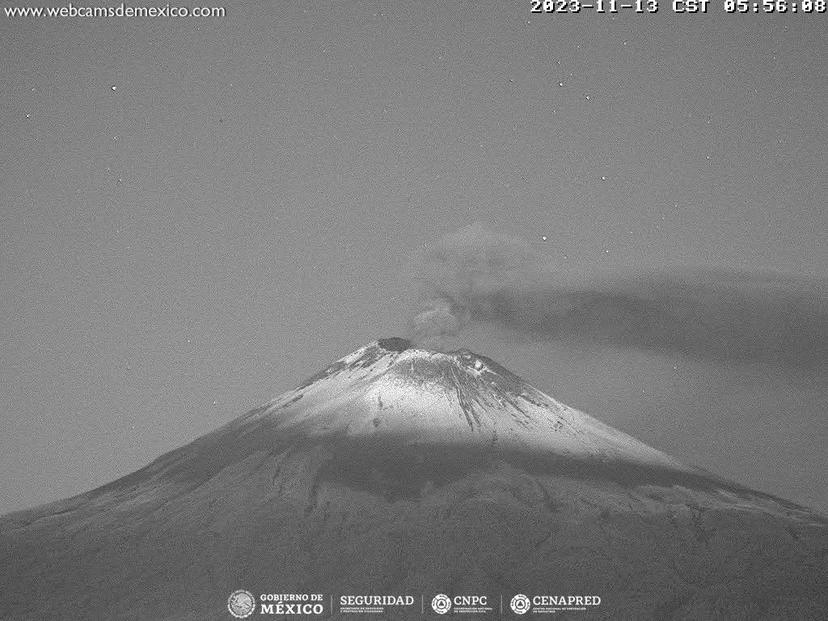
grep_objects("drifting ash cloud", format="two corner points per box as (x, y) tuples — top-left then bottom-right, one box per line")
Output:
(410, 223), (828, 367)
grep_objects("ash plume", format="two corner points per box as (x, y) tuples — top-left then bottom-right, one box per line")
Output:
(409, 223), (828, 366)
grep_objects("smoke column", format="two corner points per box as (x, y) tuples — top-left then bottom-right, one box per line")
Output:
(409, 223), (828, 367)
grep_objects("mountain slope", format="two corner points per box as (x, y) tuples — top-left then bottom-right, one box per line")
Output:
(1, 338), (826, 620)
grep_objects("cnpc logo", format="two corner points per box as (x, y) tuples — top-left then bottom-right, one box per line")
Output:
(431, 594), (452, 614)
(431, 594), (490, 614)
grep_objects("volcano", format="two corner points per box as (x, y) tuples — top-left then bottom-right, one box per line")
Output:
(1, 339), (827, 620)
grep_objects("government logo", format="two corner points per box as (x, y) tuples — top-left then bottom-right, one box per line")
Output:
(431, 593), (452, 614)
(510, 593), (531, 615)
(227, 589), (256, 618)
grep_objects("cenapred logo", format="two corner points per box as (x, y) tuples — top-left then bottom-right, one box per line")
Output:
(510, 593), (602, 615)
(431, 593), (452, 615)
(510, 594), (531, 615)
(227, 589), (256, 618)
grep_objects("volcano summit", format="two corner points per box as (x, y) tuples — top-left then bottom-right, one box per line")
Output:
(1, 339), (827, 620)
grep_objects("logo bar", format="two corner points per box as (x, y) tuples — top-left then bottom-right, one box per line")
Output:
(227, 590), (602, 616)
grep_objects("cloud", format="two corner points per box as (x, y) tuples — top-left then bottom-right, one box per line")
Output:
(409, 223), (828, 366)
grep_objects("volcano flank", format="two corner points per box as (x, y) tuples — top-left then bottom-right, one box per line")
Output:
(1, 339), (826, 620)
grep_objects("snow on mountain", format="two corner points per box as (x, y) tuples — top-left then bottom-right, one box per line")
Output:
(1, 338), (827, 620)
(247, 338), (687, 468)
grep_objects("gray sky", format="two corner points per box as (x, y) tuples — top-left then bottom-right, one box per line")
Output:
(1, 2), (826, 514)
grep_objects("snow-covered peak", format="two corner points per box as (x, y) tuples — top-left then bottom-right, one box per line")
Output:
(248, 339), (690, 471)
